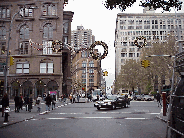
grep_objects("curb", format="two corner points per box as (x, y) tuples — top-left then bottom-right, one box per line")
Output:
(156, 115), (168, 123)
(0, 102), (68, 128)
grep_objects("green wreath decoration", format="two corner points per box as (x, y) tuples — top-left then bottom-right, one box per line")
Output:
(134, 36), (147, 48)
(89, 41), (108, 60)
(52, 40), (63, 53)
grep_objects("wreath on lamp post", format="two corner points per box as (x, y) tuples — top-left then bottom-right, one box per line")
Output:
(89, 41), (108, 60)
(52, 40), (63, 53)
(134, 36), (147, 48)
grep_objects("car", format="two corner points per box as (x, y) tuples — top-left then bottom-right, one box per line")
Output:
(136, 95), (142, 101)
(141, 95), (154, 101)
(94, 95), (130, 110)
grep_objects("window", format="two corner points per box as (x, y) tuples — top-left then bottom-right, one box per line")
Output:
(16, 63), (29, 74)
(0, 27), (6, 40)
(40, 62), (53, 73)
(121, 53), (127, 57)
(20, 26), (29, 40)
(0, 42), (5, 55)
(0, 7), (10, 18)
(89, 61), (94, 67)
(19, 7), (33, 17)
(82, 69), (86, 74)
(82, 61), (87, 67)
(63, 21), (69, 34)
(19, 42), (28, 55)
(81, 51), (88, 57)
(43, 24), (53, 39)
(89, 74), (94, 78)
(89, 69), (94, 74)
(89, 79), (94, 83)
(42, 4), (57, 16)
(82, 74), (86, 78)
(82, 79), (86, 83)
(129, 53), (135, 57)
(43, 41), (52, 55)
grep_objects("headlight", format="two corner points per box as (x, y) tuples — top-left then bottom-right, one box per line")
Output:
(108, 102), (111, 104)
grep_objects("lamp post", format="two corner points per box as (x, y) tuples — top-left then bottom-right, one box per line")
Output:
(4, 6), (38, 96)
(4, 10), (21, 95)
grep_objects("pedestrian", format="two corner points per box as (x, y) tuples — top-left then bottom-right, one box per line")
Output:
(36, 95), (42, 112)
(28, 95), (33, 112)
(156, 92), (162, 107)
(14, 95), (20, 112)
(51, 96), (56, 110)
(1, 93), (9, 117)
(45, 94), (52, 111)
(19, 94), (23, 110)
(77, 94), (80, 102)
(24, 95), (29, 111)
(69, 94), (72, 103)
(73, 94), (76, 103)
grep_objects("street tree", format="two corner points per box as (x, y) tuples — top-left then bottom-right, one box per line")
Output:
(115, 59), (145, 93)
(141, 35), (179, 93)
(104, 0), (182, 11)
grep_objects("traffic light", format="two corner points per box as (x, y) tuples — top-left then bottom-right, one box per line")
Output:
(141, 60), (150, 68)
(103, 71), (108, 76)
(10, 56), (14, 66)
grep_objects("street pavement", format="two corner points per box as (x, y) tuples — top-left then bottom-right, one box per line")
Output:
(0, 98), (87, 128)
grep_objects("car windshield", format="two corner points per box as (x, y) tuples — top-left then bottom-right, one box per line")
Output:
(107, 95), (117, 100)
(144, 95), (151, 97)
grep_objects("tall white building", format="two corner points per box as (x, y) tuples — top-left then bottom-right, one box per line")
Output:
(115, 7), (184, 79)
(71, 26), (95, 49)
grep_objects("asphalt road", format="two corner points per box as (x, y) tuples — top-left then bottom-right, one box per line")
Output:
(0, 100), (167, 138)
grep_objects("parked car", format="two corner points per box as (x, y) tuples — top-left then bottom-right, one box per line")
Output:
(141, 95), (154, 101)
(136, 95), (142, 101)
(94, 95), (130, 110)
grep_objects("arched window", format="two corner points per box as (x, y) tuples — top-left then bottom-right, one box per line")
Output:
(0, 27), (6, 40)
(19, 26), (29, 55)
(43, 24), (53, 39)
(20, 26), (29, 40)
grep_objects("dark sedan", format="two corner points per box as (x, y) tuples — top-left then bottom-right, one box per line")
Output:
(94, 95), (129, 110)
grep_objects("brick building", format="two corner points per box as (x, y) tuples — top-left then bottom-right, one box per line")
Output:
(0, 0), (74, 99)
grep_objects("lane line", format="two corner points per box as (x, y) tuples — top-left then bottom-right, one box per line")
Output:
(45, 117), (149, 119)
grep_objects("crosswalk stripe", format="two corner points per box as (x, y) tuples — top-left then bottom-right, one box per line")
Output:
(46, 117), (149, 119)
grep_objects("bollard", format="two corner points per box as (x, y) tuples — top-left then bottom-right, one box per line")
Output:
(162, 92), (166, 116)
(4, 107), (10, 122)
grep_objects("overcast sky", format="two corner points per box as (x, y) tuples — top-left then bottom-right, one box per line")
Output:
(64, 0), (183, 93)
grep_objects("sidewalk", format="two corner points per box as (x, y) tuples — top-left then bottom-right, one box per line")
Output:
(156, 106), (169, 123)
(0, 99), (70, 128)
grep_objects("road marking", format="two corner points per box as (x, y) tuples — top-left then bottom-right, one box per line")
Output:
(45, 117), (149, 120)
(125, 118), (147, 119)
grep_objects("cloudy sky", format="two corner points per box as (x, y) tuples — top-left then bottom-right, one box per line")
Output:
(64, 0), (183, 93)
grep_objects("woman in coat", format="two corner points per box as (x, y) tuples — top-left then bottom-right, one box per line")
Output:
(36, 95), (42, 112)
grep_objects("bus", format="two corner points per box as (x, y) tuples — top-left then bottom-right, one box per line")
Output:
(92, 89), (102, 101)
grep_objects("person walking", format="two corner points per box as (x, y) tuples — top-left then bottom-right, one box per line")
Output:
(14, 95), (20, 112)
(69, 94), (72, 103)
(1, 93), (9, 117)
(51, 96), (56, 110)
(36, 95), (42, 112)
(77, 94), (80, 103)
(45, 94), (52, 111)
(24, 95), (29, 111)
(156, 92), (162, 107)
(19, 94), (23, 110)
(73, 94), (76, 103)
(28, 95), (33, 112)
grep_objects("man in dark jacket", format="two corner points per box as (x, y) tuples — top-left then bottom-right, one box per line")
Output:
(14, 95), (19, 112)
(45, 94), (52, 111)
(2, 93), (9, 117)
